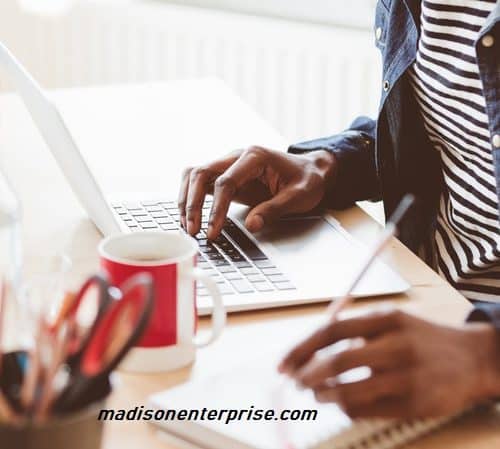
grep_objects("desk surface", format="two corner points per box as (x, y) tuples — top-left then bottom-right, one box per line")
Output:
(1, 80), (499, 449)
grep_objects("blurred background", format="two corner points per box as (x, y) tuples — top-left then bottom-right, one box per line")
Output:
(0, 0), (381, 144)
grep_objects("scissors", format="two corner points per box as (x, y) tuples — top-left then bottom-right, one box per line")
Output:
(53, 272), (154, 414)
(22, 274), (114, 418)
(49, 274), (115, 367)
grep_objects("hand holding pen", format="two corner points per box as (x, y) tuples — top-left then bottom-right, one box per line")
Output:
(278, 194), (416, 375)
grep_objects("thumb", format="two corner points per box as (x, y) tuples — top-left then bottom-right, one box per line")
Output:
(245, 188), (298, 232)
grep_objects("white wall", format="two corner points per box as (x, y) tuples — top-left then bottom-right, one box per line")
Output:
(0, 0), (382, 143)
(164, 0), (377, 29)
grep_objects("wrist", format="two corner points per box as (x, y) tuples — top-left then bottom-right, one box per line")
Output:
(307, 150), (338, 193)
(467, 323), (500, 401)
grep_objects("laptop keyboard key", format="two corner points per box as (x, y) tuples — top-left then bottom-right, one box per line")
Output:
(218, 265), (236, 274)
(223, 223), (267, 261)
(267, 274), (289, 284)
(234, 261), (252, 269)
(131, 211), (149, 217)
(230, 279), (254, 294)
(214, 235), (230, 247)
(136, 216), (153, 223)
(254, 260), (275, 269)
(254, 282), (275, 292)
(276, 282), (295, 291)
(146, 206), (163, 213)
(224, 272), (243, 281)
(152, 212), (170, 219)
(227, 252), (245, 262)
(240, 267), (259, 275)
(248, 274), (266, 283)
(161, 224), (179, 231)
(261, 267), (283, 276)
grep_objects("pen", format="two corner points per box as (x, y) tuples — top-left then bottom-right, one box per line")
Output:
(326, 194), (416, 320)
(50, 291), (76, 332)
(36, 324), (71, 421)
(19, 320), (43, 414)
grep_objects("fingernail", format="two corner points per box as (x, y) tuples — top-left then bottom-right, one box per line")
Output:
(246, 215), (264, 232)
(187, 221), (195, 235)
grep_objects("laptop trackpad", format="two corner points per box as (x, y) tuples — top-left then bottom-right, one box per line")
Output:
(252, 217), (406, 297)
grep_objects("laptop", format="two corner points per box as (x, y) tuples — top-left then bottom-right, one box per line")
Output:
(0, 42), (409, 315)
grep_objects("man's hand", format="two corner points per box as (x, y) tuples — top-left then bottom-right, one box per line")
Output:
(279, 310), (500, 419)
(178, 146), (337, 240)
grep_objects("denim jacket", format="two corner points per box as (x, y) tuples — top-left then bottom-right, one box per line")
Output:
(289, 0), (500, 256)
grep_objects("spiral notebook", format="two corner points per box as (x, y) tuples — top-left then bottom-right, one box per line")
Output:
(149, 355), (457, 449)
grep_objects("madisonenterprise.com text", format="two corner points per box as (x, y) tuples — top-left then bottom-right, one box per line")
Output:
(98, 406), (318, 425)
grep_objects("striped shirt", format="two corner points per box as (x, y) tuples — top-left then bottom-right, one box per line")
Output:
(408, 0), (500, 302)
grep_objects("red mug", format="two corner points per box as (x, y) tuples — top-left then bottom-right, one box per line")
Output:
(98, 232), (225, 372)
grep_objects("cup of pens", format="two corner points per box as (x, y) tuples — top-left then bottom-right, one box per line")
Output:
(0, 262), (155, 449)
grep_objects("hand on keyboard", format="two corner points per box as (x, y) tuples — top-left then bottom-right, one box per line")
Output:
(177, 146), (337, 240)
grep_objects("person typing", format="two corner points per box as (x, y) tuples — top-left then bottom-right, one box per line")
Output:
(178, 0), (500, 417)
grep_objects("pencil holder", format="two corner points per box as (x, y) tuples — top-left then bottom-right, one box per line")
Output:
(0, 402), (105, 449)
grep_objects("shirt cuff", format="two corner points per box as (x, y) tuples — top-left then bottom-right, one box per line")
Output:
(466, 304), (500, 331)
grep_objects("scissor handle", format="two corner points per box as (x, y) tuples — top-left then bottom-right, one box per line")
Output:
(81, 272), (154, 376)
(51, 273), (112, 332)
(68, 274), (112, 321)
(51, 273), (114, 370)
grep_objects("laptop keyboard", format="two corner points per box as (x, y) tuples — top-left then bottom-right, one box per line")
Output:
(111, 199), (296, 296)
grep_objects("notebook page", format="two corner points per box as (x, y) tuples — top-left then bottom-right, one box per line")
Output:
(150, 352), (391, 449)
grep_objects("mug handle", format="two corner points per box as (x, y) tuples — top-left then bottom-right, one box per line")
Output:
(189, 267), (226, 348)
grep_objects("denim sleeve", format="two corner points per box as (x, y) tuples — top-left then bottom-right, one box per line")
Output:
(467, 304), (500, 330)
(288, 116), (381, 209)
